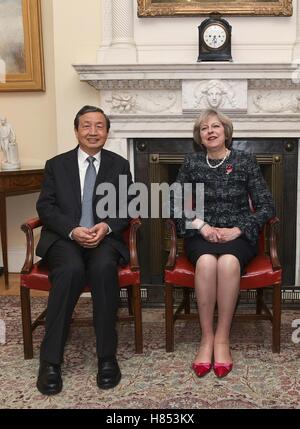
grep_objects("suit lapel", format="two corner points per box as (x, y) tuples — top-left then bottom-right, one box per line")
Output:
(93, 149), (111, 204)
(63, 147), (81, 209)
(97, 149), (111, 183)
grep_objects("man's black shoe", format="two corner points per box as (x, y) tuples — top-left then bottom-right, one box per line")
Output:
(97, 356), (121, 390)
(37, 361), (62, 395)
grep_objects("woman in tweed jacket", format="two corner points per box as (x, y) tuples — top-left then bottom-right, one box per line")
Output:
(175, 109), (275, 378)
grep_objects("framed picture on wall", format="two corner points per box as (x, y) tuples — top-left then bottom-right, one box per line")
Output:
(137, 0), (293, 17)
(0, 0), (45, 92)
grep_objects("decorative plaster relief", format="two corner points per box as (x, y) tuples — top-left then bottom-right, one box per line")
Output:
(85, 79), (181, 91)
(249, 91), (300, 113)
(249, 79), (300, 90)
(182, 80), (247, 113)
(102, 90), (181, 115)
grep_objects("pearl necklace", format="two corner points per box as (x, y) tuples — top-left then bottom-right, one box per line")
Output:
(206, 149), (229, 169)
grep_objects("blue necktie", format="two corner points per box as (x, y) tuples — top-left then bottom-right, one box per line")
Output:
(80, 156), (96, 228)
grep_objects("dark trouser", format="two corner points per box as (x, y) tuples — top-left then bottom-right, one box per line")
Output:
(40, 238), (120, 364)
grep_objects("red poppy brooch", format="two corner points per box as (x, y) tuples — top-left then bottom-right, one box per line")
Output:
(225, 164), (233, 175)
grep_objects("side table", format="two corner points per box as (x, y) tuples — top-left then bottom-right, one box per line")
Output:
(0, 167), (44, 288)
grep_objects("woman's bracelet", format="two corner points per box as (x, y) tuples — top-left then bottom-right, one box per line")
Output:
(198, 221), (208, 233)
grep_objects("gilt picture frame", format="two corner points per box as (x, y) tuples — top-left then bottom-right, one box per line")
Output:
(0, 0), (45, 92)
(137, 0), (293, 17)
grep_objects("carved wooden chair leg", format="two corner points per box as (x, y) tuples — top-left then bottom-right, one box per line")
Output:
(133, 284), (143, 354)
(272, 284), (281, 353)
(165, 283), (174, 352)
(20, 286), (33, 359)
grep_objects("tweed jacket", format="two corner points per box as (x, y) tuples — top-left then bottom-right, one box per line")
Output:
(174, 149), (275, 246)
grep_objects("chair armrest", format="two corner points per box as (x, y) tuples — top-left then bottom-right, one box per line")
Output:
(128, 218), (142, 271)
(165, 219), (177, 270)
(266, 217), (281, 271)
(20, 217), (42, 274)
(20, 217), (142, 273)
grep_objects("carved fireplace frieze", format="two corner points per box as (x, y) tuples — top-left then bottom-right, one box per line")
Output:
(182, 79), (247, 113)
(102, 90), (181, 115)
(249, 90), (300, 114)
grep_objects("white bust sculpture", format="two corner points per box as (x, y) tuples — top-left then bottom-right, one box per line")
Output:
(0, 117), (20, 170)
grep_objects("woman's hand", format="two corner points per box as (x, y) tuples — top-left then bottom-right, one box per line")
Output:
(215, 227), (242, 243)
(200, 224), (220, 243)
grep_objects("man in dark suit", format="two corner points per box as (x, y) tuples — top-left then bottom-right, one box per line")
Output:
(36, 105), (133, 395)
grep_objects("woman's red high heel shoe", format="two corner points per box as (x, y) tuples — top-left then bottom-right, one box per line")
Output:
(192, 362), (212, 378)
(213, 362), (233, 378)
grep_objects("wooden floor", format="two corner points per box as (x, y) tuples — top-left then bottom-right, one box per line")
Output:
(0, 273), (47, 296)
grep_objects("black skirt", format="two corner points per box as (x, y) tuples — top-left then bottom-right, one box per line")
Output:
(184, 234), (258, 275)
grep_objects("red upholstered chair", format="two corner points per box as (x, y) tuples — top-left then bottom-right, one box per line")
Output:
(164, 218), (282, 353)
(20, 218), (142, 359)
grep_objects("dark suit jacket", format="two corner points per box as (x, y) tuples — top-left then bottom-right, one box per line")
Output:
(36, 147), (133, 263)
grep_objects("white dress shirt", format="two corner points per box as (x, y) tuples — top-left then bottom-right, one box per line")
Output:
(69, 147), (111, 238)
(78, 147), (101, 200)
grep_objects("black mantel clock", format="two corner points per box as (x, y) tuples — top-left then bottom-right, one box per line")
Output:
(198, 14), (232, 62)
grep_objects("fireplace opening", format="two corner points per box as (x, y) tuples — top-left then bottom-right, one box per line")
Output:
(133, 138), (298, 303)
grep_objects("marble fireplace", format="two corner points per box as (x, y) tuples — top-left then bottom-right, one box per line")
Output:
(74, 0), (300, 292)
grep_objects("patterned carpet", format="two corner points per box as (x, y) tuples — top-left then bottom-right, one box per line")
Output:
(0, 296), (300, 409)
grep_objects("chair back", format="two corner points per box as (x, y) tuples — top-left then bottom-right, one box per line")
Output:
(249, 194), (266, 254)
(122, 224), (130, 245)
(258, 228), (265, 254)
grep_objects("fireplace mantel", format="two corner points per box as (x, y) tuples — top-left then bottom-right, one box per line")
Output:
(73, 63), (299, 87)
(73, 62), (300, 138)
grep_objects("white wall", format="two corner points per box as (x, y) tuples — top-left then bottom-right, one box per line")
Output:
(52, 0), (101, 154)
(132, 1), (297, 64)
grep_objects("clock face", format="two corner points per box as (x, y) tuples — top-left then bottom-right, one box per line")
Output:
(203, 24), (227, 50)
